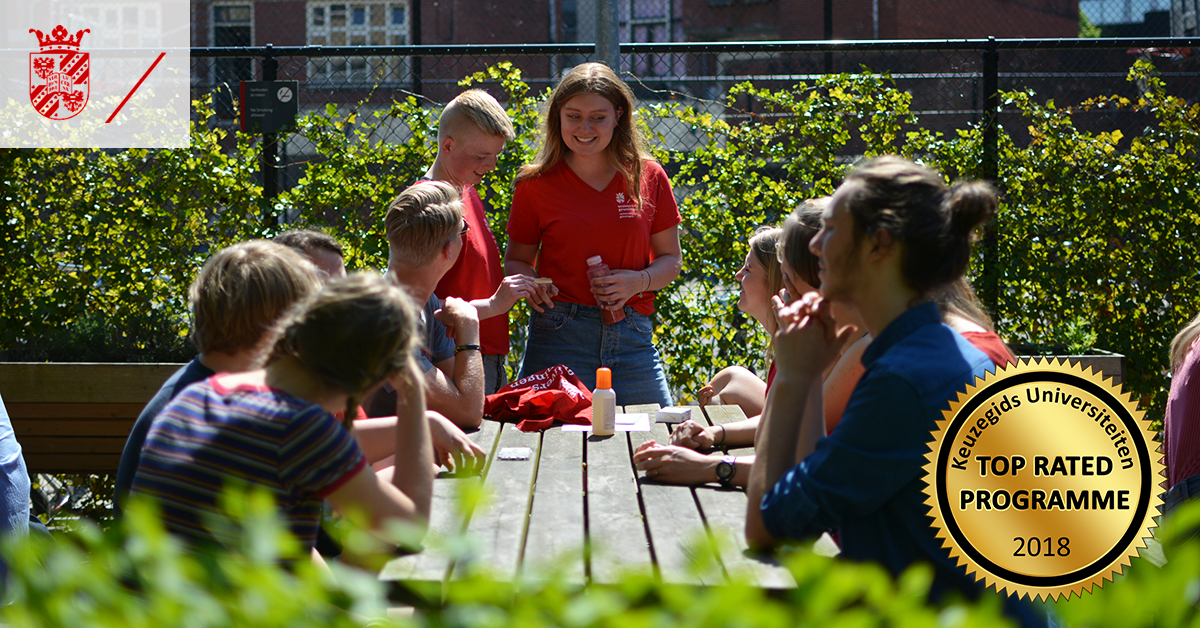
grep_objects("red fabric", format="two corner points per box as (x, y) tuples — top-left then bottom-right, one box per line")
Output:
(765, 361), (777, 394)
(961, 331), (1017, 368)
(484, 364), (593, 432)
(332, 406), (370, 423)
(433, 184), (510, 356)
(507, 160), (682, 316)
(1167, 341), (1200, 487)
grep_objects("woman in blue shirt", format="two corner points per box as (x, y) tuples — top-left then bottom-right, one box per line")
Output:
(745, 156), (1046, 627)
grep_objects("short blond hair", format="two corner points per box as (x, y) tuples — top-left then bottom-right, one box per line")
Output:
(438, 89), (515, 143)
(385, 181), (464, 268)
(189, 240), (321, 354)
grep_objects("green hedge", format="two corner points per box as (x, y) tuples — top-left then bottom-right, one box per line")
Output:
(3, 61), (1198, 422)
(6, 488), (1200, 626)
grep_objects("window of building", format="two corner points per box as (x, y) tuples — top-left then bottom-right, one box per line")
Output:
(623, 0), (683, 78)
(212, 4), (253, 84)
(308, 1), (410, 84)
(77, 3), (162, 47)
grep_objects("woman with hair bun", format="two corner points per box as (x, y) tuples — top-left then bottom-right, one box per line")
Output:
(504, 62), (682, 406)
(746, 157), (1046, 627)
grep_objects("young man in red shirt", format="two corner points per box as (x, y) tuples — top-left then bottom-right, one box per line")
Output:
(423, 90), (556, 395)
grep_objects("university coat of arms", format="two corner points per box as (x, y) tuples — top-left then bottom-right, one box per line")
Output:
(29, 25), (91, 120)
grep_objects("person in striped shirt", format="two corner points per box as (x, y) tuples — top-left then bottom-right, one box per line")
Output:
(129, 273), (434, 555)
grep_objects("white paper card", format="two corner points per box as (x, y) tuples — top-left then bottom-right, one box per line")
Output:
(562, 413), (650, 432)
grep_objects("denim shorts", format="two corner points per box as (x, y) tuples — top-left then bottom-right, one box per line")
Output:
(518, 302), (673, 407)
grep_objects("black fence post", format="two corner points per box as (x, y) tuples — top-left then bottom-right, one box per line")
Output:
(261, 45), (280, 217)
(981, 36), (1000, 319)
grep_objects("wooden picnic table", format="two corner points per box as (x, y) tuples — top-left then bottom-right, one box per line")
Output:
(381, 404), (798, 600)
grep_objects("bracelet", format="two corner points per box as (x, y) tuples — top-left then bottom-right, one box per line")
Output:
(642, 270), (651, 292)
(715, 423), (727, 448)
(454, 344), (482, 355)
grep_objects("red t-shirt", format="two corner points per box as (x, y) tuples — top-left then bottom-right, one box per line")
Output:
(433, 184), (509, 356)
(961, 331), (1017, 369)
(507, 160), (682, 316)
(1166, 340), (1200, 487)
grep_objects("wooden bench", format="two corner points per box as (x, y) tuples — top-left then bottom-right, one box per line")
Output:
(0, 363), (183, 475)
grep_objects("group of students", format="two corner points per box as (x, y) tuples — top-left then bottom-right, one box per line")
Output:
(107, 62), (682, 559)
(15, 56), (1200, 625)
(633, 158), (1056, 626)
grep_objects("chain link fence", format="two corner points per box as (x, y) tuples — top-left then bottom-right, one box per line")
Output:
(190, 37), (1200, 193)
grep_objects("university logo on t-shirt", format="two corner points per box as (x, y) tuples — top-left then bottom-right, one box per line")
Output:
(615, 192), (638, 219)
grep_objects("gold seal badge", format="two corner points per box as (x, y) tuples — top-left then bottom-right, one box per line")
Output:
(922, 358), (1162, 601)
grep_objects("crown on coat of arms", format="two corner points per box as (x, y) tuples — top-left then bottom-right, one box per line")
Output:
(29, 25), (89, 52)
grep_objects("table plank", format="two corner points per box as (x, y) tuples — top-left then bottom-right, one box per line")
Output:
(701, 404), (755, 457)
(625, 407), (724, 585)
(702, 404), (748, 426)
(522, 427), (586, 582)
(693, 486), (797, 589)
(453, 424), (539, 579)
(380, 476), (470, 593)
(585, 428), (653, 584)
(381, 418), (505, 592)
(467, 419), (503, 472)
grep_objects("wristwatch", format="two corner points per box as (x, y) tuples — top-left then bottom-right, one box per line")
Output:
(715, 455), (736, 489)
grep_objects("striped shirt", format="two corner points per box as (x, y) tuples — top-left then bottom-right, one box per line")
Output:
(129, 377), (366, 550)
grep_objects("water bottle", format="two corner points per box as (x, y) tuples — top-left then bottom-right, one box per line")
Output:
(586, 255), (626, 324)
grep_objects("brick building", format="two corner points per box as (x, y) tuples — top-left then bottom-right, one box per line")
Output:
(188, 0), (1082, 112)
(683, 0), (1079, 41)
(192, 0), (1080, 49)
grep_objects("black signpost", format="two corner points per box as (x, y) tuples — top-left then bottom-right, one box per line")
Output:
(240, 77), (296, 213)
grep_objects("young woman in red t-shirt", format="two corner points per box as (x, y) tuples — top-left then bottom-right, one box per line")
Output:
(504, 62), (682, 405)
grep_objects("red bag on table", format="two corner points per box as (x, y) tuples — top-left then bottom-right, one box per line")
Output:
(484, 364), (593, 432)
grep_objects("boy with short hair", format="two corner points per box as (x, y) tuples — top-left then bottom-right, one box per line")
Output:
(369, 180), (487, 429)
(114, 241), (322, 512)
(424, 90), (556, 395)
(274, 228), (348, 281)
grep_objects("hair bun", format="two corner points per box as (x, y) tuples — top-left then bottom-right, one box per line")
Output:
(947, 181), (998, 237)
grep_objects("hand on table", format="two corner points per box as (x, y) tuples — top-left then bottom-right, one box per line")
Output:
(427, 411), (486, 474)
(633, 440), (720, 486)
(670, 419), (716, 450)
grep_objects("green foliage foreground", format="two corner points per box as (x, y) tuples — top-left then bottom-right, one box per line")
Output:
(3, 61), (1199, 421)
(6, 492), (1200, 627)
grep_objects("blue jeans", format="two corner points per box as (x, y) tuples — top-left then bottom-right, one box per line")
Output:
(1163, 473), (1200, 516)
(519, 302), (673, 407)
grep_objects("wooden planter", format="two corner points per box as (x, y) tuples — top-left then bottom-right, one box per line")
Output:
(0, 363), (183, 475)
(1007, 345), (1126, 386)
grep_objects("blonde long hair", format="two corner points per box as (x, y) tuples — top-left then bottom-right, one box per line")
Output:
(748, 226), (784, 335)
(515, 63), (651, 207)
(1171, 312), (1200, 373)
